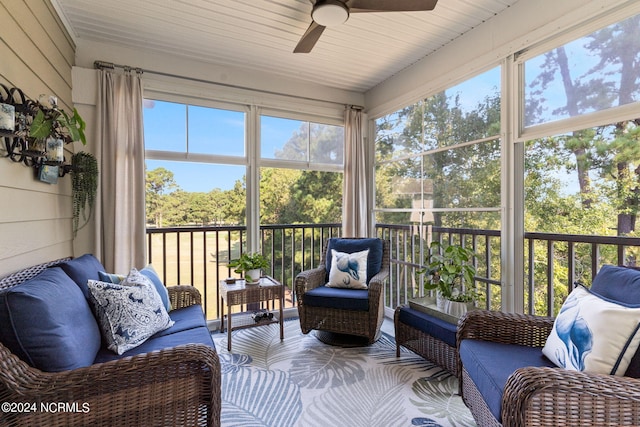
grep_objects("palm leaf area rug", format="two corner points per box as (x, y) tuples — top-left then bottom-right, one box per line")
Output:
(211, 319), (476, 427)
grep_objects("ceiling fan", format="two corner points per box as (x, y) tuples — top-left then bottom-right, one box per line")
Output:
(294, 0), (439, 53)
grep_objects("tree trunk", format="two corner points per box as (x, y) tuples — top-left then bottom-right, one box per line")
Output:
(555, 47), (593, 207)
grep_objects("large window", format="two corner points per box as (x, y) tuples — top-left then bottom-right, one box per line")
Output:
(143, 102), (345, 228)
(375, 67), (501, 228)
(143, 100), (246, 228)
(374, 67), (502, 308)
(259, 114), (344, 225)
(522, 13), (640, 315)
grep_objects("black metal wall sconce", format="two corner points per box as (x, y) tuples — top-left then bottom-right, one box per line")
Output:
(0, 85), (80, 182)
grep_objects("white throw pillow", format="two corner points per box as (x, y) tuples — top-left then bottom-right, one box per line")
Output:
(88, 268), (174, 355)
(542, 285), (640, 375)
(326, 249), (369, 290)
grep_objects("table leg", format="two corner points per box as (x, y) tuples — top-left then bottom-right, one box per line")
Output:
(220, 296), (225, 333)
(227, 302), (232, 352)
(279, 290), (284, 341)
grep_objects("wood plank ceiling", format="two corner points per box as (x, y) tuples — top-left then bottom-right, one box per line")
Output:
(53, 0), (520, 93)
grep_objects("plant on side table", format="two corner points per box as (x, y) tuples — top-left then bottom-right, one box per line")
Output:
(228, 252), (269, 284)
(418, 241), (478, 317)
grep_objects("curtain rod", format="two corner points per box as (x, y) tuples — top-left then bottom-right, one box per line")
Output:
(93, 60), (363, 109)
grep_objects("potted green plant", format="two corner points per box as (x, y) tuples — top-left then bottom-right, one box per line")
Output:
(29, 95), (87, 148)
(228, 252), (269, 284)
(418, 241), (478, 316)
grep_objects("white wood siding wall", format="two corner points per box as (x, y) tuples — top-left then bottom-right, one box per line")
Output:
(0, 0), (75, 275)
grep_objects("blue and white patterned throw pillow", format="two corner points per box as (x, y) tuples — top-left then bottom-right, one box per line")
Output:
(542, 285), (640, 375)
(88, 268), (174, 355)
(326, 249), (369, 289)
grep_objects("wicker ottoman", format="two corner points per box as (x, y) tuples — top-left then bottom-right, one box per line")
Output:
(394, 305), (459, 376)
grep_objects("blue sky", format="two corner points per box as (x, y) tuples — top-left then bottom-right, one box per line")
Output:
(143, 102), (304, 192)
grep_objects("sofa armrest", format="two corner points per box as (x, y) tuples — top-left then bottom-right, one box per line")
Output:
(457, 309), (555, 348)
(168, 285), (203, 310)
(501, 366), (640, 427)
(0, 342), (220, 427)
(456, 309), (555, 391)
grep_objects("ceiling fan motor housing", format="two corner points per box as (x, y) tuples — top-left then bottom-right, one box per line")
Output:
(312, 0), (349, 27)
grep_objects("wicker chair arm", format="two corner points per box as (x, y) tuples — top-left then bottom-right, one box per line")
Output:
(368, 268), (389, 288)
(501, 366), (640, 427)
(294, 267), (326, 299)
(457, 309), (555, 348)
(168, 285), (203, 309)
(0, 343), (220, 426)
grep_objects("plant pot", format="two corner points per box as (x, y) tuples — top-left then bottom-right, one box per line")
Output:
(435, 291), (447, 311)
(444, 300), (475, 318)
(245, 268), (261, 284)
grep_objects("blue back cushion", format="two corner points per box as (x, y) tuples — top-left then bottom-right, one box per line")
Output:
(98, 265), (172, 312)
(591, 265), (640, 305)
(590, 264), (640, 377)
(0, 267), (101, 372)
(325, 238), (384, 283)
(58, 254), (106, 298)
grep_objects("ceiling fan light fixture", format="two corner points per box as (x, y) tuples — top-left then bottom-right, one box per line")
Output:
(312, 0), (349, 27)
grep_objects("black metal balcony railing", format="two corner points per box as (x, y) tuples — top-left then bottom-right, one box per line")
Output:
(146, 224), (640, 321)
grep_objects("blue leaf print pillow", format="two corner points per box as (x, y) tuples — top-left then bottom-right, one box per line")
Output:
(327, 249), (369, 289)
(542, 285), (640, 375)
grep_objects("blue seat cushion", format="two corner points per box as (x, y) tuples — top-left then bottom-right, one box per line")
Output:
(152, 304), (207, 338)
(460, 339), (556, 422)
(94, 325), (215, 363)
(303, 285), (369, 311)
(590, 265), (640, 377)
(0, 267), (102, 372)
(397, 306), (457, 347)
(326, 238), (384, 284)
(58, 254), (106, 298)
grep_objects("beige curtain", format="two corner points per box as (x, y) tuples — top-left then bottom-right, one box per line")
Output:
(342, 107), (369, 237)
(94, 70), (146, 272)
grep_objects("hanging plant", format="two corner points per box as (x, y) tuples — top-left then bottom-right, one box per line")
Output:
(71, 151), (98, 236)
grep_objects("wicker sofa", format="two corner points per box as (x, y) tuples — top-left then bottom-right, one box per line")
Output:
(0, 255), (221, 427)
(457, 265), (640, 427)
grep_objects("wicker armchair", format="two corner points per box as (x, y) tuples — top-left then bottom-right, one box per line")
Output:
(0, 259), (221, 427)
(295, 238), (390, 344)
(457, 309), (640, 427)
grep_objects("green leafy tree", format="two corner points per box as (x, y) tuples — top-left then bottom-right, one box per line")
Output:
(375, 91), (501, 230)
(146, 167), (178, 227)
(527, 15), (640, 234)
(286, 171), (343, 224)
(260, 168), (300, 224)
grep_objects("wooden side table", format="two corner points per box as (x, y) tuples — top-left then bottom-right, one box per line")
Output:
(219, 276), (284, 351)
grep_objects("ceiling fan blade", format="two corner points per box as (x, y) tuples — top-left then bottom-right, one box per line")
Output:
(294, 21), (326, 53)
(349, 0), (438, 13)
